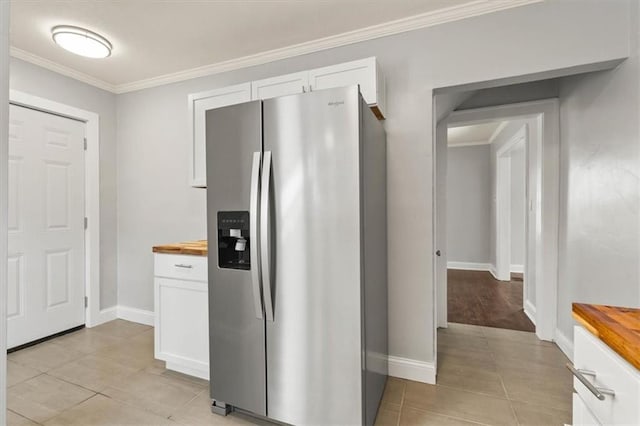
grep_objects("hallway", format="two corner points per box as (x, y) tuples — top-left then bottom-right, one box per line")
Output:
(447, 269), (534, 332)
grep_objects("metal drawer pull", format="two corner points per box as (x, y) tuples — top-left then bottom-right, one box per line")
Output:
(566, 363), (615, 400)
(174, 264), (193, 269)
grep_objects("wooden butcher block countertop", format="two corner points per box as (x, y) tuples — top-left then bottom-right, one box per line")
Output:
(152, 240), (208, 256)
(573, 303), (640, 370)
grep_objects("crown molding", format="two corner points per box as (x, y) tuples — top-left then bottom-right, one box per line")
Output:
(11, 0), (541, 94)
(10, 47), (117, 93)
(448, 139), (491, 148)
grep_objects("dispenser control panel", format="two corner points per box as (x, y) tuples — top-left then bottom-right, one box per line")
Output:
(217, 211), (251, 270)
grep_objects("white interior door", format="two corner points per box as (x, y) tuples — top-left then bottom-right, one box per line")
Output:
(435, 121), (448, 328)
(7, 104), (85, 349)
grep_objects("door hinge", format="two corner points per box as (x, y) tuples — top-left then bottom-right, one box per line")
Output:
(84, 138), (87, 150)
(84, 296), (88, 308)
(84, 217), (88, 229)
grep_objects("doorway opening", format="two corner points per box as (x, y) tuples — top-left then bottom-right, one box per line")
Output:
(434, 93), (561, 343)
(431, 88), (569, 424)
(445, 119), (532, 332)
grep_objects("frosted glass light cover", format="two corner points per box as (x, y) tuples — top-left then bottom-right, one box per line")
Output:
(52, 26), (112, 58)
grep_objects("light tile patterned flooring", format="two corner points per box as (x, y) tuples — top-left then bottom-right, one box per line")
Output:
(377, 323), (573, 426)
(7, 320), (572, 425)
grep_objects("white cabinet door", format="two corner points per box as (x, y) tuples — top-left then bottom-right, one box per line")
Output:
(188, 83), (251, 187)
(154, 276), (209, 380)
(573, 393), (601, 425)
(252, 71), (308, 100)
(573, 326), (640, 426)
(8, 105), (86, 349)
(308, 57), (386, 119)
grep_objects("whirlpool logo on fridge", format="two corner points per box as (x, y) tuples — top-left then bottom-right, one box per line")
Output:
(328, 100), (345, 107)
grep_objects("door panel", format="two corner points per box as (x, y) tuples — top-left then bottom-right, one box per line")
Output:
(435, 122), (448, 329)
(7, 104), (85, 348)
(7, 254), (24, 319)
(206, 101), (266, 416)
(263, 87), (363, 425)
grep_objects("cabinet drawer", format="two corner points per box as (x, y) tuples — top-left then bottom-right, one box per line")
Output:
(573, 326), (640, 425)
(573, 393), (600, 425)
(154, 253), (208, 282)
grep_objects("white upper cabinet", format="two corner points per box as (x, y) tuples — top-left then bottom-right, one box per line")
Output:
(188, 82), (252, 187)
(252, 71), (308, 100)
(309, 57), (386, 119)
(188, 57), (386, 187)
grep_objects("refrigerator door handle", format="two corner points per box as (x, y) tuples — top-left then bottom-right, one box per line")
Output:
(260, 151), (275, 322)
(250, 151), (263, 319)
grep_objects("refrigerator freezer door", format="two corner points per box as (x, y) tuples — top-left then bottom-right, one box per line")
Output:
(263, 87), (363, 425)
(206, 101), (266, 416)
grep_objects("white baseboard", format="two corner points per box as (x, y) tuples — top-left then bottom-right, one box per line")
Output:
(447, 261), (491, 271)
(99, 306), (439, 385)
(524, 300), (537, 325)
(488, 264), (499, 280)
(554, 328), (573, 362)
(388, 356), (436, 384)
(87, 306), (118, 328)
(117, 305), (155, 326)
(166, 361), (209, 381)
(510, 264), (524, 273)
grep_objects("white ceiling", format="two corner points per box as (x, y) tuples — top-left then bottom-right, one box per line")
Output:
(9, 0), (537, 93)
(447, 121), (505, 146)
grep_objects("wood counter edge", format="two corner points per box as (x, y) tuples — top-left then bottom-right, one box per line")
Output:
(572, 302), (640, 371)
(152, 241), (208, 256)
(152, 247), (208, 256)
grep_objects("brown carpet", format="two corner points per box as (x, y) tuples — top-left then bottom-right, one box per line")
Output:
(447, 269), (535, 332)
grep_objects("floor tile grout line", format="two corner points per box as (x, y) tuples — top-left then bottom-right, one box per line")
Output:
(42, 371), (103, 395)
(449, 325), (520, 425)
(35, 392), (99, 425)
(166, 386), (204, 420)
(395, 379), (405, 426)
(400, 404), (494, 426)
(8, 408), (46, 426)
(434, 382), (509, 401)
(7, 371), (47, 389)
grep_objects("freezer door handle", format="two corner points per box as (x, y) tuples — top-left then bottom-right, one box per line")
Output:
(250, 151), (263, 319)
(261, 151), (275, 322)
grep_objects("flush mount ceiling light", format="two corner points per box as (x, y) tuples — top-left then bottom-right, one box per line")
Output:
(52, 25), (112, 58)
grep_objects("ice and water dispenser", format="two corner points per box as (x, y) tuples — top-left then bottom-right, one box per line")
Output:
(217, 211), (251, 270)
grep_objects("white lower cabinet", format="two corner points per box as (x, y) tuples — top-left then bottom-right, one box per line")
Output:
(154, 254), (209, 380)
(572, 326), (640, 425)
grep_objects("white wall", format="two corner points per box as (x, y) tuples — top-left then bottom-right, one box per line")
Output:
(115, 0), (631, 366)
(446, 136), (525, 271)
(556, 0), (640, 343)
(510, 144), (526, 269)
(446, 144), (491, 265)
(9, 58), (119, 309)
(489, 120), (531, 269)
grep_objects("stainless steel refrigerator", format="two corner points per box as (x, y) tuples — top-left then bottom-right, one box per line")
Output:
(206, 86), (388, 426)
